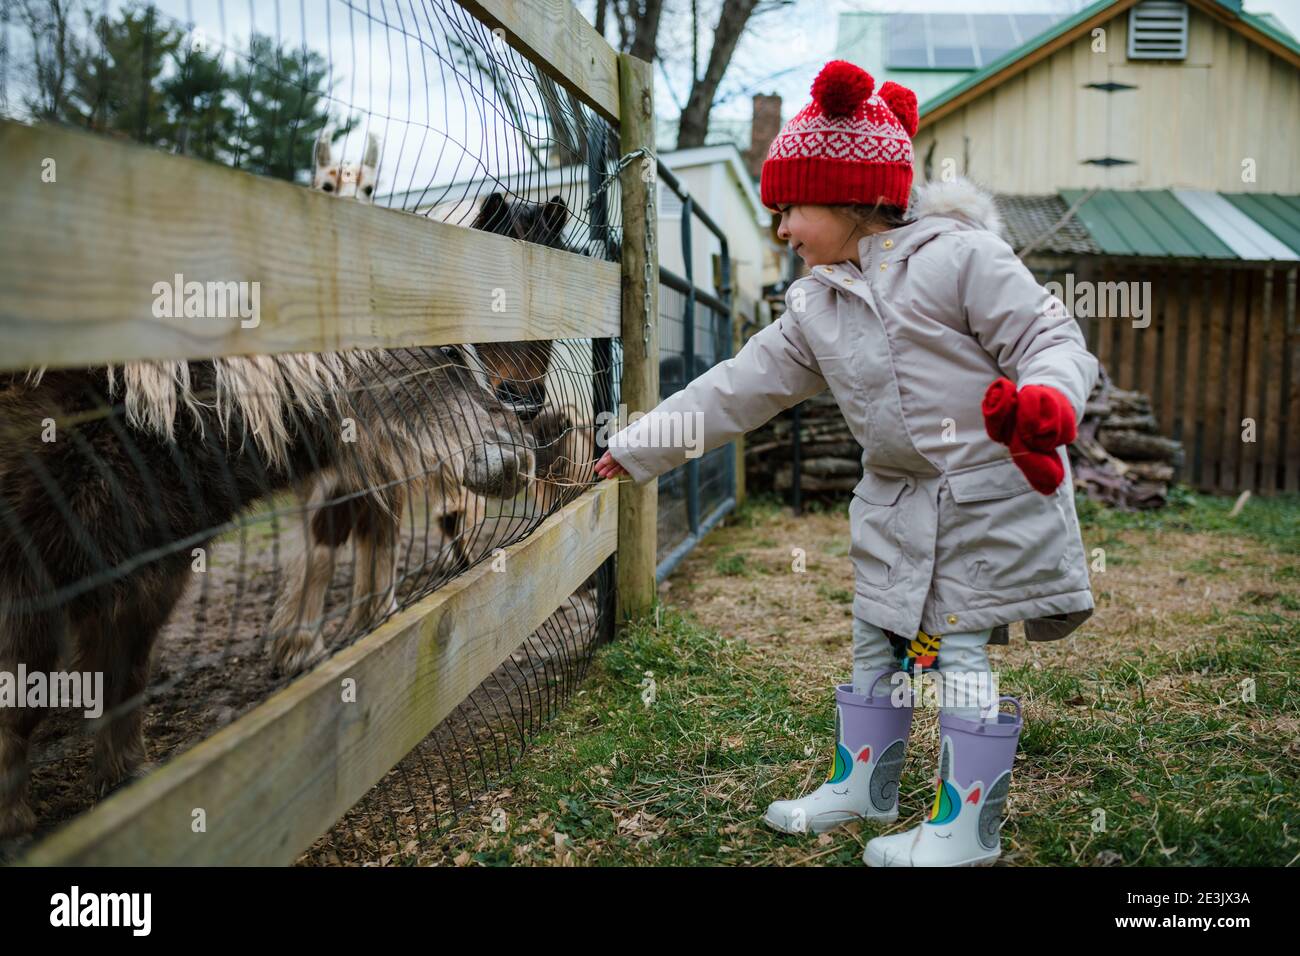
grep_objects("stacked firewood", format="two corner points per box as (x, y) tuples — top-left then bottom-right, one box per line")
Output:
(746, 366), (1184, 509)
(745, 390), (862, 494)
(1069, 365), (1184, 509)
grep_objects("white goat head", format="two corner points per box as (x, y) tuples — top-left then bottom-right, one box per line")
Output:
(313, 128), (380, 201)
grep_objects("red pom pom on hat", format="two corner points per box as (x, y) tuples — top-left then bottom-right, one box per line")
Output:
(878, 80), (919, 137)
(811, 60), (874, 117)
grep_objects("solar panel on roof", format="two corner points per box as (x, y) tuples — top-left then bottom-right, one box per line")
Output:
(886, 11), (1061, 70)
(887, 12), (929, 69)
(930, 14), (977, 68)
(1014, 14), (1058, 42)
(972, 14), (1017, 66)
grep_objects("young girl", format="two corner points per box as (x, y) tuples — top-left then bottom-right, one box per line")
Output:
(594, 60), (1098, 866)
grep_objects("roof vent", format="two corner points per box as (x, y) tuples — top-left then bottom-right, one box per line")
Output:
(1127, 1), (1189, 60)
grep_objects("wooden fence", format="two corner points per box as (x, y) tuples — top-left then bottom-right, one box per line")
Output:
(1068, 258), (1300, 495)
(0, 0), (659, 865)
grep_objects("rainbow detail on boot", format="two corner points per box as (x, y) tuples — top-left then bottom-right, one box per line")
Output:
(766, 680), (914, 836)
(864, 699), (1022, 865)
(927, 776), (961, 825)
(919, 737), (1009, 845)
(826, 743), (852, 784)
(924, 737), (985, 827)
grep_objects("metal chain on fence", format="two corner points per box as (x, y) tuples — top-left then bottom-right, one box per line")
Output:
(586, 145), (656, 346)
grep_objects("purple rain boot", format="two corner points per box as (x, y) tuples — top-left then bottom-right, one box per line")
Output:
(864, 697), (1023, 866)
(764, 669), (913, 835)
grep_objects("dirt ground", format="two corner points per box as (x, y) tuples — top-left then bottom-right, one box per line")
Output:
(657, 497), (1298, 691)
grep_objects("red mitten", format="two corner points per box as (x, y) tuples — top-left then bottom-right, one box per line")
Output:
(981, 377), (1018, 444)
(1008, 431), (1065, 495)
(1014, 384), (1077, 452)
(981, 378), (1078, 495)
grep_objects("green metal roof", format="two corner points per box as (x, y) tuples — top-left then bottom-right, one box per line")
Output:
(1221, 194), (1300, 254)
(920, 0), (1300, 120)
(1238, 7), (1300, 54)
(1059, 189), (1300, 261)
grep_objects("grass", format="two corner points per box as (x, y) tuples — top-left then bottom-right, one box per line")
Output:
(419, 607), (877, 866)
(417, 486), (1300, 867)
(1074, 486), (1300, 552)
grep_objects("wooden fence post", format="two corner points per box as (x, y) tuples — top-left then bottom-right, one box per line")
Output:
(615, 51), (659, 625)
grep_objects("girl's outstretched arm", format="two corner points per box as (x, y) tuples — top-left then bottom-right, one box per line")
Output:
(602, 298), (828, 485)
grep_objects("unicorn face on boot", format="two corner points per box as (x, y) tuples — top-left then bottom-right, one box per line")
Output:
(764, 679), (913, 836)
(864, 697), (1022, 867)
(920, 735), (1012, 853)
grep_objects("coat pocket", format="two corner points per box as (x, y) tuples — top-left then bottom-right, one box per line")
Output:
(848, 471), (908, 590)
(943, 457), (1070, 591)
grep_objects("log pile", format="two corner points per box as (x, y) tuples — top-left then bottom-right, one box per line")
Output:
(1068, 365), (1184, 509)
(745, 390), (862, 494)
(745, 366), (1185, 509)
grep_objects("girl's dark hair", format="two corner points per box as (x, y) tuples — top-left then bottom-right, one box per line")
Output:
(835, 196), (914, 232)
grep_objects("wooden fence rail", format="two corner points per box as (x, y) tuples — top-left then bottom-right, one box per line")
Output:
(0, 120), (621, 368)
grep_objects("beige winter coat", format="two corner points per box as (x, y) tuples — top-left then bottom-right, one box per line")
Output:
(607, 177), (1100, 645)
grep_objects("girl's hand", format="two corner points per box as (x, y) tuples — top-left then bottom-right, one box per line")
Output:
(982, 378), (1078, 452)
(1015, 384), (1078, 451)
(982, 377), (1078, 495)
(594, 450), (629, 479)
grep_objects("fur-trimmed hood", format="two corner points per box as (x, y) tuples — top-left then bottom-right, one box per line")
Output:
(847, 174), (1006, 275)
(908, 175), (1004, 239)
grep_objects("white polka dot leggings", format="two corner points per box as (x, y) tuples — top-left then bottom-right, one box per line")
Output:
(851, 617), (998, 721)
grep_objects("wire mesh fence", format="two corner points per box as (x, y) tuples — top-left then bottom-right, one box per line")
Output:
(300, 558), (613, 865)
(654, 286), (734, 569)
(1, 0), (623, 253)
(652, 161), (737, 580)
(0, 0), (628, 863)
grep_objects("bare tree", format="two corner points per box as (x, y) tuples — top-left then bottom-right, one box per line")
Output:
(18, 0), (80, 120)
(676, 0), (765, 149)
(628, 0), (666, 64)
(593, 0), (790, 150)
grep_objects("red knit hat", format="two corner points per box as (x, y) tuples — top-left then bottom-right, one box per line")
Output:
(761, 60), (918, 211)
